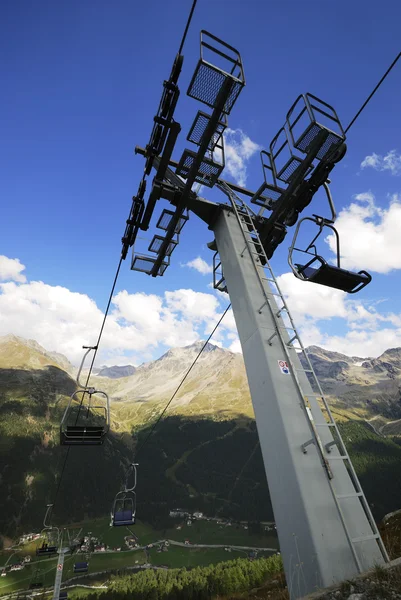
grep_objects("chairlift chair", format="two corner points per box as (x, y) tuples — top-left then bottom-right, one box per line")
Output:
(29, 567), (43, 589)
(288, 196), (371, 293)
(36, 539), (58, 556)
(36, 504), (59, 556)
(60, 346), (110, 446)
(73, 562), (88, 574)
(111, 463), (138, 527)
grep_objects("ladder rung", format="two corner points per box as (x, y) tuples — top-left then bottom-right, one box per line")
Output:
(336, 492), (363, 500)
(315, 422), (336, 428)
(326, 455), (348, 460)
(295, 368), (313, 373)
(351, 533), (379, 543)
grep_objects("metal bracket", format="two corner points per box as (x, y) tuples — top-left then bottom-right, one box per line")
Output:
(267, 331), (277, 345)
(325, 440), (337, 453)
(302, 439), (315, 454)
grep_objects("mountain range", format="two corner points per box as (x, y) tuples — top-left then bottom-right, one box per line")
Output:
(1, 334), (401, 542)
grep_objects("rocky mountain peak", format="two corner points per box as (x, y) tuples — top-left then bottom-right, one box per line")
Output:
(377, 347), (401, 366)
(307, 345), (355, 364)
(0, 334), (72, 371)
(97, 365), (136, 379)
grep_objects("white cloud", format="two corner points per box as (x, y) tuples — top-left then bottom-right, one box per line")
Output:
(360, 153), (381, 170)
(276, 272), (348, 321)
(183, 257), (213, 275)
(0, 281), (104, 363)
(361, 150), (401, 175)
(165, 289), (220, 322)
(325, 192), (401, 273)
(0, 258), (238, 365)
(276, 268), (401, 357)
(0, 256), (27, 283)
(228, 337), (242, 354)
(224, 128), (261, 187)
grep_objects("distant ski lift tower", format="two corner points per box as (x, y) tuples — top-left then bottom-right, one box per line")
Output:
(123, 29), (388, 599)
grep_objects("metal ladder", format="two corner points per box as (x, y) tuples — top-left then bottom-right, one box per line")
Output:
(218, 181), (389, 570)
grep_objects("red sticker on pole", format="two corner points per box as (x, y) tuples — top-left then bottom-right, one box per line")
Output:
(278, 360), (289, 374)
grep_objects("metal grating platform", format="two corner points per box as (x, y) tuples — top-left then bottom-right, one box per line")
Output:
(251, 150), (287, 208)
(270, 127), (313, 185)
(187, 110), (227, 150)
(252, 184), (285, 209)
(188, 63), (243, 114)
(315, 131), (343, 161)
(276, 156), (304, 184)
(187, 31), (245, 115)
(156, 209), (188, 233)
(176, 148), (224, 188)
(131, 254), (168, 276)
(286, 93), (345, 162)
(295, 123), (343, 160)
(149, 234), (177, 256)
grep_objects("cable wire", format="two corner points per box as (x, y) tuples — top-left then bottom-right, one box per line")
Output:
(135, 303), (232, 458)
(345, 51), (401, 134)
(51, 256), (124, 513)
(49, 0), (198, 519)
(178, 0), (198, 55)
(83, 256), (124, 390)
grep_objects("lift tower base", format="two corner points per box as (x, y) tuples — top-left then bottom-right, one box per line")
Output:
(210, 196), (386, 599)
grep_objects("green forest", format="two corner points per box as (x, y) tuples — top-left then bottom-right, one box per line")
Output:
(82, 555), (283, 600)
(1, 358), (401, 539)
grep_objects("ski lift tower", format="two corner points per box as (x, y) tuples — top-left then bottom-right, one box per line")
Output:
(122, 30), (389, 599)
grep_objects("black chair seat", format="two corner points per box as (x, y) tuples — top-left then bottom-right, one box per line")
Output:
(296, 262), (371, 293)
(36, 546), (57, 556)
(60, 426), (105, 446)
(73, 563), (88, 573)
(113, 510), (134, 526)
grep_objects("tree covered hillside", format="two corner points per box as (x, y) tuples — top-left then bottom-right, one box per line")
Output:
(1, 337), (401, 540)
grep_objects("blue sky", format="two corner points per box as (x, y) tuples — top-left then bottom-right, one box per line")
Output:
(1, 0), (401, 365)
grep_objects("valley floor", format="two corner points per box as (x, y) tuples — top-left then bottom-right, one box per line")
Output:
(0, 516), (279, 597)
